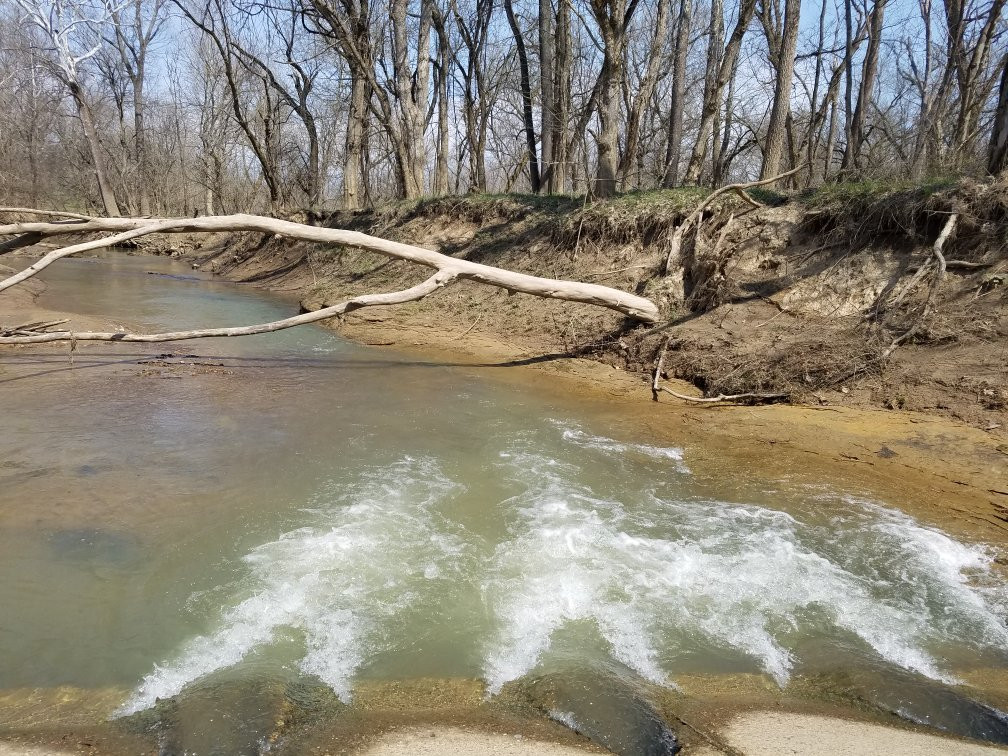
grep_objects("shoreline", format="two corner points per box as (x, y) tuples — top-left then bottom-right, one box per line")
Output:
(326, 306), (1008, 545)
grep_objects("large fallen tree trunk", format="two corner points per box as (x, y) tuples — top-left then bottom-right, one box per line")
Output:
(0, 213), (660, 345)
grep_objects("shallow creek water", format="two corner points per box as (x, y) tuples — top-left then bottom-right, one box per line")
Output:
(2, 256), (1008, 753)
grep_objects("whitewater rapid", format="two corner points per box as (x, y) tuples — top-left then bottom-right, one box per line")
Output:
(118, 422), (1008, 715)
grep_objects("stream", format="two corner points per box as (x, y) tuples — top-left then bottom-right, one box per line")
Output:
(1, 255), (1007, 754)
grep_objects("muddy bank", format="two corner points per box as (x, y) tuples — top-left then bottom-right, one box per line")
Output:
(197, 180), (1007, 429)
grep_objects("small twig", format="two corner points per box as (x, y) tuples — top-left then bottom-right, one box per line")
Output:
(754, 308), (790, 329)
(460, 310), (486, 337)
(571, 190), (592, 262)
(584, 264), (650, 280)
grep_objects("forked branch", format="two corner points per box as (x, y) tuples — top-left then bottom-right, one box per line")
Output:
(1, 272), (458, 344)
(0, 212), (660, 345)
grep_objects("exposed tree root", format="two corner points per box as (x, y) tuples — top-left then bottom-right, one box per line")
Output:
(662, 166), (804, 281)
(656, 386), (789, 403)
(881, 213), (958, 359)
(651, 335), (788, 404)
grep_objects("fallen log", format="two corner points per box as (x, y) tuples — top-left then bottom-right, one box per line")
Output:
(0, 212), (660, 345)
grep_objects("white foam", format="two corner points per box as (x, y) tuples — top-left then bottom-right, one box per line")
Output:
(481, 457), (1008, 694)
(118, 458), (464, 715)
(552, 421), (689, 472)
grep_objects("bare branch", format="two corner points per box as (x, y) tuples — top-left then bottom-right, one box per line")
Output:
(0, 214), (662, 341)
(0, 207), (95, 220)
(0, 273), (458, 344)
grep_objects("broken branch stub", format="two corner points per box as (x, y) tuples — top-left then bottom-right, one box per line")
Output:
(0, 213), (660, 345)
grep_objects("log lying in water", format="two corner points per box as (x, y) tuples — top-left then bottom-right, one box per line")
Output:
(0, 213), (660, 345)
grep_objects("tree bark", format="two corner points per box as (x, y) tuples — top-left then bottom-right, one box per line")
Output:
(683, 0), (757, 185)
(552, 0), (572, 192)
(504, 0), (541, 192)
(538, 0), (555, 191)
(619, 0), (671, 185)
(591, 0), (638, 198)
(760, 0), (801, 181)
(343, 72), (368, 209)
(989, 57), (1008, 176)
(68, 82), (122, 217)
(662, 0), (692, 188)
(842, 0), (886, 169)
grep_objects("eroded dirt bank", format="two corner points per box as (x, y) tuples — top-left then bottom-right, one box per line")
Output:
(200, 180), (1007, 423)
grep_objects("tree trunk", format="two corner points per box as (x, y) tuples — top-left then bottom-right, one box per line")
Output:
(433, 10), (450, 196)
(620, 0), (671, 185)
(703, 0), (725, 185)
(552, 0), (572, 192)
(344, 72), (367, 210)
(68, 82), (121, 217)
(683, 0), (756, 185)
(760, 0), (801, 181)
(504, 0), (541, 191)
(133, 75), (151, 216)
(843, 0), (887, 169)
(591, 0), (636, 198)
(595, 52), (621, 197)
(0, 214), (661, 325)
(989, 57), (1008, 176)
(662, 0), (692, 188)
(539, 0), (555, 191)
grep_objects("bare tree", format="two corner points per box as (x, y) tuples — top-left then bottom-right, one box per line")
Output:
(15, 0), (123, 215)
(682, 0), (757, 185)
(759, 0), (800, 181)
(108, 0), (166, 215)
(661, 0), (691, 187)
(990, 56), (1008, 176)
(591, 0), (642, 197)
(842, 0), (886, 170)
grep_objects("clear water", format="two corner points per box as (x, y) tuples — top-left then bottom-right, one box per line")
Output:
(1, 256), (1007, 748)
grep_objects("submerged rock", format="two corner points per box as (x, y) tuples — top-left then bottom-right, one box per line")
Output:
(118, 674), (345, 756)
(800, 665), (1008, 746)
(518, 669), (681, 755)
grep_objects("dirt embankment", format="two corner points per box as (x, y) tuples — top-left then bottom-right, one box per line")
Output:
(198, 179), (1007, 428)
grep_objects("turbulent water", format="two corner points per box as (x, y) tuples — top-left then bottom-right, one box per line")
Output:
(2, 256), (1007, 749)
(117, 416), (1008, 716)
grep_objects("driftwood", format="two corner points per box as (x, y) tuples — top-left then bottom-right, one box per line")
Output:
(0, 213), (660, 345)
(651, 335), (787, 404)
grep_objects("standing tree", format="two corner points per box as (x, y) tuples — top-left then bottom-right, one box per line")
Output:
(590, 0), (641, 197)
(990, 57), (1008, 176)
(109, 0), (167, 216)
(759, 0), (801, 181)
(661, 0), (691, 188)
(15, 0), (123, 216)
